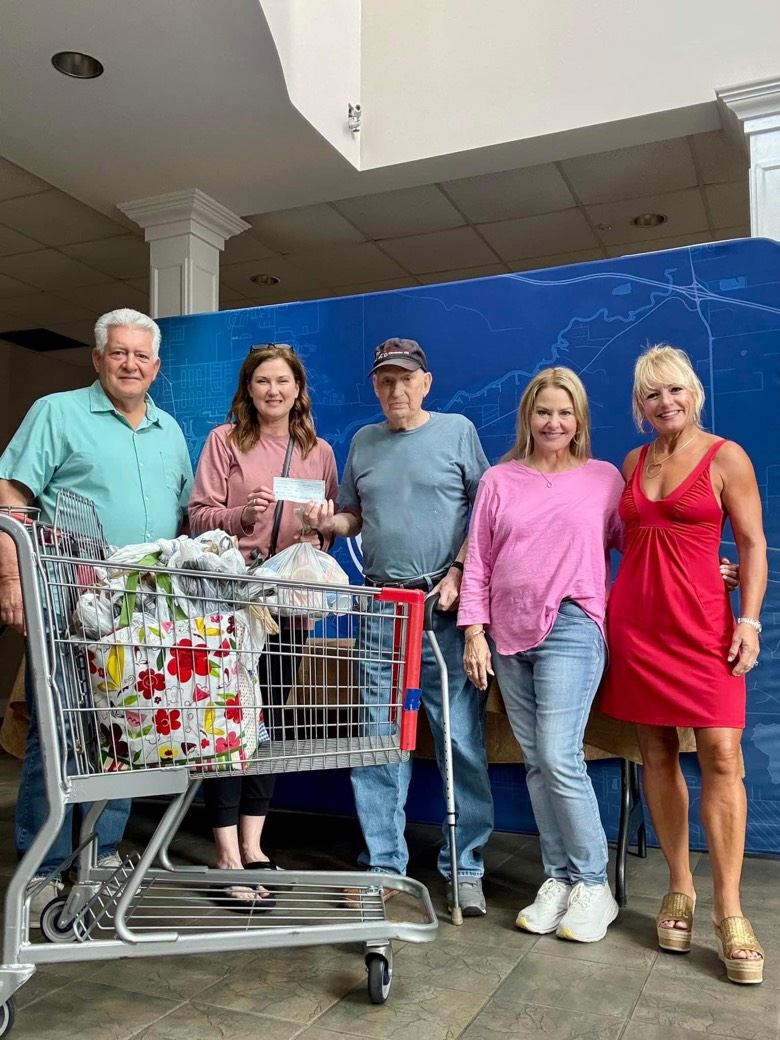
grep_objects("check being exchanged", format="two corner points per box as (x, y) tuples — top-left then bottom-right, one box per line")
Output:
(273, 476), (326, 503)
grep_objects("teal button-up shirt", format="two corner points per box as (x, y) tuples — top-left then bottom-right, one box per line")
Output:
(0, 381), (193, 547)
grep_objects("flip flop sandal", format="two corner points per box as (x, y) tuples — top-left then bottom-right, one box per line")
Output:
(245, 858), (293, 893)
(212, 877), (276, 914)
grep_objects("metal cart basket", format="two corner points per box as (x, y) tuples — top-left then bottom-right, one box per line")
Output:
(0, 492), (461, 1035)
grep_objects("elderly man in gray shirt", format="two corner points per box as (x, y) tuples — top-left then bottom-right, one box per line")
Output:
(305, 338), (493, 915)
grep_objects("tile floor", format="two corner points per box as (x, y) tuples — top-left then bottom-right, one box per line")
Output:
(0, 749), (777, 1040)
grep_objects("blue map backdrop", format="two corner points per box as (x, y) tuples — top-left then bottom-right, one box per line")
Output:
(156, 237), (780, 855)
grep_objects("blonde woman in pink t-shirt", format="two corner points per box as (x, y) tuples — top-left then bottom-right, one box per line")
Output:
(458, 367), (624, 943)
(189, 344), (337, 910)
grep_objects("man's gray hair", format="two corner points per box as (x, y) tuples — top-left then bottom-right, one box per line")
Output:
(94, 309), (162, 359)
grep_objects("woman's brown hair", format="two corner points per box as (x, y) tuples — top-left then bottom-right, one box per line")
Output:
(227, 344), (317, 458)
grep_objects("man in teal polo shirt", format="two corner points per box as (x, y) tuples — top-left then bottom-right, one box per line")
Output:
(0, 307), (193, 922)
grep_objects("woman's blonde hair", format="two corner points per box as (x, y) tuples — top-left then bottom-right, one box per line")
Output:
(503, 366), (592, 463)
(632, 345), (705, 432)
(227, 344), (317, 457)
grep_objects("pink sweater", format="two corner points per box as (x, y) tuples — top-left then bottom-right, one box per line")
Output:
(189, 424), (338, 562)
(458, 459), (625, 655)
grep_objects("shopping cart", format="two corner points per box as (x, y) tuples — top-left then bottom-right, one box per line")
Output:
(0, 492), (460, 1036)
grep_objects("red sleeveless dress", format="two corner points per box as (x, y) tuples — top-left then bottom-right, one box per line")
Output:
(600, 438), (746, 728)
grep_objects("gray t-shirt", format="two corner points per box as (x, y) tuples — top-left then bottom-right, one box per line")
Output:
(338, 411), (488, 582)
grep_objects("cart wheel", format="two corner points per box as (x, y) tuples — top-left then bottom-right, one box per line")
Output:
(366, 955), (391, 1004)
(39, 895), (84, 943)
(0, 995), (15, 1039)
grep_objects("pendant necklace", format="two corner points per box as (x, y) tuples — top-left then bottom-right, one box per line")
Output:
(525, 462), (559, 488)
(644, 431), (699, 479)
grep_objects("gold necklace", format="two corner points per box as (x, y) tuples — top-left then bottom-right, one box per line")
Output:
(644, 432), (699, 479)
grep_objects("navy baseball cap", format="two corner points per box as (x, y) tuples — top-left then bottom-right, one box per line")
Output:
(368, 338), (428, 376)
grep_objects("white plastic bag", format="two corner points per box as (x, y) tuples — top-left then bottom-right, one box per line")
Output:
(255, 542), (352, 619)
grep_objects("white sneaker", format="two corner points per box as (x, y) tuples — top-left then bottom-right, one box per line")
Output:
(556, 881), (618, 943)
(516, 878), (572, 934)
(69, 852), (124, 883)
(27, 877), (65, 928)
(98, 853), (123, 869)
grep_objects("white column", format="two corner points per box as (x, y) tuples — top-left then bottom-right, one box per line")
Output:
(118, 189), (250, 318)
(718, 78), (780, 242)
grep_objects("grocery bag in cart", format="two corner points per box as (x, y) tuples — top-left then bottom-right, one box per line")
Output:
(254, 541), (352, 619)
(80, 552), (273, 773)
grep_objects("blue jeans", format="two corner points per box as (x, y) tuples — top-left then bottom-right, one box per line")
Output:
(490, 600), (608, 885)
(351, 599), (494, 878)
(16, 656), (131, 878)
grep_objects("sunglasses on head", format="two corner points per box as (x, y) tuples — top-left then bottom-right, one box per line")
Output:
(249, 342), (296, 354)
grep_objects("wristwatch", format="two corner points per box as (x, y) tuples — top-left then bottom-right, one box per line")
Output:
(738, 617), (762, 633)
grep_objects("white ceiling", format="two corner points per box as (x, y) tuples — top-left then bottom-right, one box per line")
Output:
(0, 131), (749, 367)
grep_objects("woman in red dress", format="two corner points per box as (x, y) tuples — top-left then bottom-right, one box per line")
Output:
(601, 345), (767, 984)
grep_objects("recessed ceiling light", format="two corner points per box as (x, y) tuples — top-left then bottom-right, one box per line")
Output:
(51, 51), (104, 79)
(630, 212), (667, 228)
(250, 273), (280, 287)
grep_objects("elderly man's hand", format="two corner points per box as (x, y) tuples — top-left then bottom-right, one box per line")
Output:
(302, 500), (337, 537)
(433, 566), (462, 611)
(0, 576), (25, 634)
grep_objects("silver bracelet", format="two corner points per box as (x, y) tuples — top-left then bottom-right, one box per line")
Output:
(738, 616), (762, 633)
(465, 628), (485, 640)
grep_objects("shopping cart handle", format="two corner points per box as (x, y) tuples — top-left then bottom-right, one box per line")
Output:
(423, 591), (440, 631)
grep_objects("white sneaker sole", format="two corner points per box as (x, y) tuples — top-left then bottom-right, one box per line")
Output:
(557, 902), (619, 943)
(516, 913), (564, 934)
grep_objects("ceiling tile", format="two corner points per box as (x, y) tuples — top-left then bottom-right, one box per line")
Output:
(508, 250), (605, 272)
(220, 255), (323, 296)
(0, 273), (41, 298)
(380, 227), (497, 274)
(330, 277), (420, 297)
(0, 190), (125, 246)
(587, 188), (708, 245)
(53, 281), (149, 313)
(0, 158), (49, 202)
(333, 186), (464, 239)
(705, 182), (750, 229)
(713, 226), (751, 241)
(691, 131), (747, 185)
(0, 293), (94, 326)
(220, 287), (328, 310)
(417, 263), (508, 284)
(0, 225), (45, 257)
(441, 164), (576, 222)
(478, 209), (599, 261)
(245, 204), (366, 252)
(285, 242), (406, 286)
(61, 235), (149, 279)
(220, 231), (278, 266)
(0, 250), (114, 290)
(560, 139), (697, 205)
(605, 232), (713, 258)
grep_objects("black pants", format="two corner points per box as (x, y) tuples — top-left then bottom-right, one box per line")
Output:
(202, 620), (308, 828)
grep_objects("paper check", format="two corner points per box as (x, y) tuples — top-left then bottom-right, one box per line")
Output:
(273, 477), (326, 503)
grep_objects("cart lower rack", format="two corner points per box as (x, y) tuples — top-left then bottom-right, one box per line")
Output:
(0, 493), (460, 1035)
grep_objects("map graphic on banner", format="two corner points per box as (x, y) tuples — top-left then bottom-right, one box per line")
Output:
(156, 237), (780, 854)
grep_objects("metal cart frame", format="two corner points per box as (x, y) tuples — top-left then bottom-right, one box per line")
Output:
(0, 495), (463, 1034)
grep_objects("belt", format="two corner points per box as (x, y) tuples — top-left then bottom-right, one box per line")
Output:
(364, 570), (447, 592)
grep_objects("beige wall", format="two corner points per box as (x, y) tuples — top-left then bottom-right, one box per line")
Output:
(0, 341), (91, 453)
(0, 342), (91, 714)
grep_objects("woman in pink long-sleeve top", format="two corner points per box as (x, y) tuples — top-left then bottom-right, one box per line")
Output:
(458, 367), (625, 944)
(189, 343), (337, 910)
